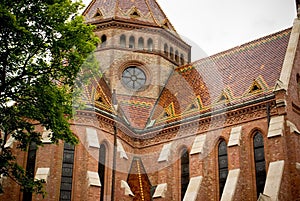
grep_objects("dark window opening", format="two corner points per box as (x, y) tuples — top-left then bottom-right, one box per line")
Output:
(101, 35), (107, 47)
(22, 142), (37, 201)
(181, 148), (189, 200)
(253, 132), (266, 198)
(59, 143), (75, 201)
(218, 140), (228, 199)
(98, 144), (106, 201)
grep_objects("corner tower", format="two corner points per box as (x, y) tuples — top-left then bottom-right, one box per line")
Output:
(83, 0), (191, 100)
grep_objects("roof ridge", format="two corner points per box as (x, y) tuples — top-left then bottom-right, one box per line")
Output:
(186, 27), (292, 67)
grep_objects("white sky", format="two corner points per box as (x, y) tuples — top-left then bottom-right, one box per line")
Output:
(83, 0), (297, 60)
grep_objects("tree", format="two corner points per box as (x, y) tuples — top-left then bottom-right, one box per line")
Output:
(0, 0), (99, 196)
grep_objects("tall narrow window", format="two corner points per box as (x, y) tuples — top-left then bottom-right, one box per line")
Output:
(23, 142), (37, 201)
(218, 140), (228, 199)
(138, 37), (144, 50)
(180, 54), (185, 65)
(175, 50), (179, 63)
(129, 36), (135, 49)
(98, 144), (106, 201)
(101, 35), (107, 47)
(181, 148), (189, 200)
(59, 143), (75, 201)
(297, 74), (300, 99)
(120, 35), (126, 48)
(253, 132), (266, 198)
(147, 38), (153, 51)
(170, 47), (174, 60)
(164, 44), (168, 55)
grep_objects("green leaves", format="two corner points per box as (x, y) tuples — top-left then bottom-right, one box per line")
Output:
(0, 0), (99, 196)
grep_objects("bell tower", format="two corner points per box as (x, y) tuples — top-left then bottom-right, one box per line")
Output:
(83, 0), (191, 100)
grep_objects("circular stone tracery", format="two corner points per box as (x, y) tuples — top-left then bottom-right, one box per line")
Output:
(121, 66), (146, 90)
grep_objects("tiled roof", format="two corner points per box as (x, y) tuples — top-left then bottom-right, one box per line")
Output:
(127, 157), (152, 201)
(83, 0), (178, 36)
(150, 28), (291, 125)
(117, 94), (156, 129)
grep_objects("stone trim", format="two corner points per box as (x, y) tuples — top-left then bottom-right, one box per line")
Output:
(117, 139), (128, 159)
(228, 126), (242, 147)
(263, 160), (285, 200)
(153, 183), (167, 198)
(275, 18), (300, 91)
(220, 168), (240, 201)
(41, 128), (52, 143)
(4, 135), (15, 148)
(157, 142), (172, 162)
(286, 120), (300, 134)
(35, 168), (50, 183)
(86, 127), (100, 148)
(190, 134), (206, 155)
(87, 171), (101, 187)
(267, 115), (285, 138)
(183, 176), (203, 201)
(121, 180), (134, 196)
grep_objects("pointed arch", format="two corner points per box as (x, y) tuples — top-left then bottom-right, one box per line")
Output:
(180, 147), (189, 200)
(218, 139), (228, 199)
(253, 131), (266, 198)
(180, 53), (185, 65)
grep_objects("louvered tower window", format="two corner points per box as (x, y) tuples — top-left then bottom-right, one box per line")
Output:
(147, 38), (153, 51)
(22, 142), (37, 201)
(98, 144), (106, 201)
(129, 36), (135, 49)
(218, 140), (228, 199)
(164, 44), (168, 55)
(138, 37), (144, 50)
(59, 143), (75, 201)
(101, 35), (107, 47)
(253, 132), (266, 198)
(120, 35), (126, 48)
(181, 148), (189, 200)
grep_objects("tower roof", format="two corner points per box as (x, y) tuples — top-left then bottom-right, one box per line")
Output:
(83, 0), (178, 36)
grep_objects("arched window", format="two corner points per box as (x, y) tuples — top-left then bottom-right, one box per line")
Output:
(138, 37), (144, 50)
(180, 54), (185, 65)
(175, 50), (179, 63)
(170, 47), (174, 60)
(59, 143), (75, 201)
(23, 142), (37, 201)
(253, 131), (266, 198)
(164, 44), (168, 56)
(147, 38), (153, 51)
(120, 35), (126, 48)
(218, 140), (228, 199)
(181, 148), (189, 200)
(101, 34), (107, 47)
(98, 144), (107, 201)
(129, 36), (135, 49)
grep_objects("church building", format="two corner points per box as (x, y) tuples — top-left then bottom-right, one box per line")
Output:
(1, 0), (300, 200)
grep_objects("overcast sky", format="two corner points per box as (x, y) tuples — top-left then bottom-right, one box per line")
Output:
(83, 0), (297, 60)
